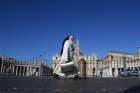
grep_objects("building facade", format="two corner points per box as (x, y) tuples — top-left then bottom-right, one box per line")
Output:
(52, 47), (140, 78)
(0, 56), (52, 76)
(82, 55), (97, 78)
(100, 47), (140, 77)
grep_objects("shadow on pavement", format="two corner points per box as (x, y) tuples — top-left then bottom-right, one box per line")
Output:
(124, 85), (140, 93)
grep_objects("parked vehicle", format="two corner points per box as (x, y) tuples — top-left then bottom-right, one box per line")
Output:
(119, 69), (139, 77)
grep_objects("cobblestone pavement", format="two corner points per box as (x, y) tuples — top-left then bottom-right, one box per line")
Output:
(0, 76), (140, 93)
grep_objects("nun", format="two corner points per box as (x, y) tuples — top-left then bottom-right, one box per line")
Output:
(53, 35), (75, 78)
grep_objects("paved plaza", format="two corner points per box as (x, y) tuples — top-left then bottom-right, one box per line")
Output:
(0, 76), (140, 93)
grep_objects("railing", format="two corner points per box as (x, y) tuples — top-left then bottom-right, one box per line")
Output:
(0, 57), (53, 77)
(1, 58), (140, 78)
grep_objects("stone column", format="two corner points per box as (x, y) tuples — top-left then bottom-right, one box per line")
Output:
(25, 67), (27, 76)
(12, 64), (15, 74)
(19, 66), (21, 75)
(16, 66), (18, 75)
(23, 66), (25, 76)
(1, 59), (4, 73)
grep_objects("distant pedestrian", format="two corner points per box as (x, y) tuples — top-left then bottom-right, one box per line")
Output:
(100, 69), (103, 77)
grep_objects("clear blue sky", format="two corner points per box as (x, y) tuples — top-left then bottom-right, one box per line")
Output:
(0, 0), (140, 60)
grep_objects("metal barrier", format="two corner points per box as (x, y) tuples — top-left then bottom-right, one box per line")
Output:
(0, 55), (140, 78)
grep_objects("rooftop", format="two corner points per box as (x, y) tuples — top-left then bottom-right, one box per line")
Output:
(108, 51), (135, 55)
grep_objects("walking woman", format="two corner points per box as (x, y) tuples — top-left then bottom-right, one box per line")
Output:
(53, 35), (75, 78)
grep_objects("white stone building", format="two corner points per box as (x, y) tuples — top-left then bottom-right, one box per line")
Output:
(81, 55), (97, 78)
(101, 47), (140, 77)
